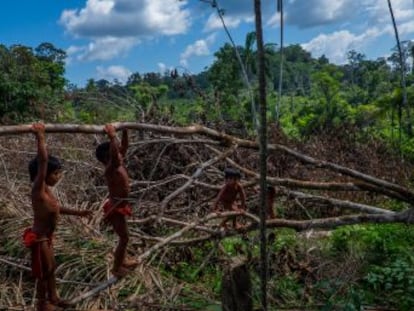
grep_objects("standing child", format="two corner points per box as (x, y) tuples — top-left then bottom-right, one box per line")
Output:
(24, 123), (92, 311)
(213, 168), (247, 229)
(266, 185), (276, 219)
(95, 124), (137, 278)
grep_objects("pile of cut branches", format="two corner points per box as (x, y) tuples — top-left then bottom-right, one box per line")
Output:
(0, 122), (413, 310)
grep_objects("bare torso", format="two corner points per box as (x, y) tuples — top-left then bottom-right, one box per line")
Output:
(31, 187), (59, 237)
(219, 184), (240, 210)
(105, 165), (130, 200)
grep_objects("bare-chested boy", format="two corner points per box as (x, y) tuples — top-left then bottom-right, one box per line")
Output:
(95, 124), (137, 278)
(24, 123), (92, 311)
(213, 168), (247, 229)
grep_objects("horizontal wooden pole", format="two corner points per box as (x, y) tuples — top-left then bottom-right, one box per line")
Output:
(0, 122), (208, 136)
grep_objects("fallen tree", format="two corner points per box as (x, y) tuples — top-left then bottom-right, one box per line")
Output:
(0, 122), (413, 308)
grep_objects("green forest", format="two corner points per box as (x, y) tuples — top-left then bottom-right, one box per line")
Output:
(1, 37), (414, 154)
(1, 25), (414, 311)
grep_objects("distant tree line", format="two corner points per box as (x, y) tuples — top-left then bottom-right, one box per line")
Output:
(1, 37), (413, 155)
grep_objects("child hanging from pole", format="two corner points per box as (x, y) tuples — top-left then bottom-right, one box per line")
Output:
(213, 167), (247, 229)
(23, 122), (92, 311)
(95, 124), (138, 278)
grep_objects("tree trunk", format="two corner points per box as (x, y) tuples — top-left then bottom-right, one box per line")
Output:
(255, 0), (269, 310)
(221, 257), (253, 311)
(387, 0), (412, 137)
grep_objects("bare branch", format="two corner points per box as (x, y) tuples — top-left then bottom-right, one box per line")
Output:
(160, 144), (238, 212)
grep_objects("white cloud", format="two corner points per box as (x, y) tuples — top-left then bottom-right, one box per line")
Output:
(302, 27), (385, 64)
(284, 0), (361, 28)
(67, 37), (138, 61)
(60, 0), (191, 38)
(267, 12), (280, 27)
(400, 20), (414, 36)
(365, 0), (414, 24)
(158, 62), (174, 75)
(266, 0), (414, 38)
(96, 65), (132, 83)
(60, 0), (414, 80)
(60, 0), (191, 61)
(199, 0), (275, 30)
(204, 13), (243, 32)
(180, 34), (216, 67)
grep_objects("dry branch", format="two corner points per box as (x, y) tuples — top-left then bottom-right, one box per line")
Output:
(159, 144), (238, 212)
(130, 209), (414, 246)
(222, 153), (410, 206)
(2, 122), (412, 201)
(122, 209), (414, 253)
(130, 216), (217, 234)
(136, 212), (228, 262)
(68, 277), (118, 305)
(281, 188), (395, 215)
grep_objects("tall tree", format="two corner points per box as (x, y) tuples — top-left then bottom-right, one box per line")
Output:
(254, 0), (268, 310)
(243, 31), (257, 81)
(275, 0), (284, 122)
(0, 43), (66, 122)
(387, 0), (412, 138)
(205, 0), (258, 128)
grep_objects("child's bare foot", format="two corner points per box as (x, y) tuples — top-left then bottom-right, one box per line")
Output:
(111, 266), (130, 278)
(50, 298), (72, 308)
(37, 301), (62, 311)
(234, 223), (244, 230)
(221, 223), (229, 231)
(122, 257), (139, 269)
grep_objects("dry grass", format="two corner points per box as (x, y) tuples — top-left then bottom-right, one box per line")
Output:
(0, 126), (412, 310)
(0, 133), (209, 310)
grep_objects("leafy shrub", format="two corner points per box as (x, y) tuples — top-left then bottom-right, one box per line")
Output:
(364, 258), (414, 310)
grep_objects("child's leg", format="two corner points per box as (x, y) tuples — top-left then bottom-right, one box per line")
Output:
(35, 242), (71, 308)
(268, 207), (276, 219)
(231, 204), (243, 228)
(31, 245), (47, 306)
(232, 216), (237, 228)
(36, 241), (59, 310)
(110, 214), (130, 277)
(36, 279), (48, 310)
(220, 218), (229, 230)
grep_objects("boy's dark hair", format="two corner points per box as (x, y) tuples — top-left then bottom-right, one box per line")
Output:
(95, 142), (110, 164)
(224, 167), (241, 179)
(29, 155), (62, 182)
(266, 184), (276, 194)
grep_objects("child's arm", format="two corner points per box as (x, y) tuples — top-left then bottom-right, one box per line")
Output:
(104, 124), (122, 168)
(60, 207), (92, 218)
(120, 129), (128, 158)
(213, 185), (226, 212)
(31, 123), (47, 193)
(238, 183), (247, 211)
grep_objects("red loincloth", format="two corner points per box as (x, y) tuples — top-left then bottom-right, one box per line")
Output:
(22, 228), (52, 279)
(102, 199), (132, 217)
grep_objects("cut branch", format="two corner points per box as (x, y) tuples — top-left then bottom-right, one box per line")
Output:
(2, 122), (412, 202)
(68, 276), (118, 305)
(160, 144), (238, 212)
(280, 188), (395, 215)
(223, 154), (411, 204)
(129, 209), (414, 246)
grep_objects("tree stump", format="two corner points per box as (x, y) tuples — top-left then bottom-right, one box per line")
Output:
(221, 256), (253, 311)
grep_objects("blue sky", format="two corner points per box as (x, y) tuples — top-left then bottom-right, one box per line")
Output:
(1, 0), (413, 87)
